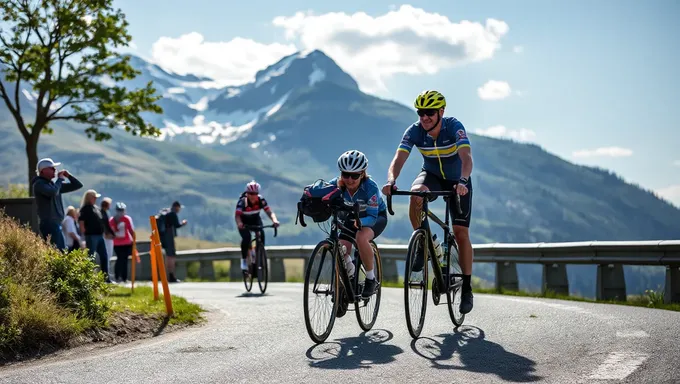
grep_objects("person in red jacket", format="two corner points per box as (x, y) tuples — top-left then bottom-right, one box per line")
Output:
(109, 202), (136, 283)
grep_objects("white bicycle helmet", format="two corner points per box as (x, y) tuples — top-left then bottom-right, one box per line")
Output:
(337, 150), (368, 173)
(245, 180), (260, 193)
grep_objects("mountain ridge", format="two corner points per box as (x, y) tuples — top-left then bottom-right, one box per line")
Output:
(2, 48), (679, 296)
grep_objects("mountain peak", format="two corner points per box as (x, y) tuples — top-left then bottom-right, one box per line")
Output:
(252, 49), (358, 91)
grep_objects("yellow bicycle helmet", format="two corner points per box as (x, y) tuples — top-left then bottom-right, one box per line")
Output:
(414, 90), (446, 109)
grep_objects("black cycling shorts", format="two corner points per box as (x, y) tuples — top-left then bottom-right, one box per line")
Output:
(339, 211), (388, 242)
(411, 169), (473, 228)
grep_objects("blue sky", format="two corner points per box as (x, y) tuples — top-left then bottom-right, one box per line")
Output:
(113, 0), (680, 206)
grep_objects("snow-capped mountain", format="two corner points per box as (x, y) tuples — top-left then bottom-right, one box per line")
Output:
(120, 50), (360, 146)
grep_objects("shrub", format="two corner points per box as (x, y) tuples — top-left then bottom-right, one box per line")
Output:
(47, 248), (111, 324)
(0, 212), (111, 359)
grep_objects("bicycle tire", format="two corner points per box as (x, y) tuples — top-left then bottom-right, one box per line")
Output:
(303, 240), (339, 344)
(243, 240), (256, 292)
(257, 241), (268, 294)
(355, 241), (382, 331)
(446, 243), (465, 327)
(404, 228), (428, 339)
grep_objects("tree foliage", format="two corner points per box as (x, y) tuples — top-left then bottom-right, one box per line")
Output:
(0, 0), (163, 192)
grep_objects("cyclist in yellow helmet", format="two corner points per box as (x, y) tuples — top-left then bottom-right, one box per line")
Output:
(381, 89), (475, 314)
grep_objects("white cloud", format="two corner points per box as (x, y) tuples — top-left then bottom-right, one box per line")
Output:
(150, 32), (297, 85)
(655, 185), (680, 208)
(475, 125), (536, 142)
(572, 147), (633, 158)
(478, 80), (511, 100)
(272, 5), (509, 93)
(513, 45), (524, 53)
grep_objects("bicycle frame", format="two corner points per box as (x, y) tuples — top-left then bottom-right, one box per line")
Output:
(298, 200), (367, 304)
(387, 189), (463, 293)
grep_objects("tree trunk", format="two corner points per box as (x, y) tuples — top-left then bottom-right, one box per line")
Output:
(26, 135), (39, 197)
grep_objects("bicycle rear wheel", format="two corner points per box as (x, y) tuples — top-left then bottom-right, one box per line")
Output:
(355, 241), (382, 331)
(404, 228), (428, 339)
(257, 241), (268, 294)
(303, 240), (339, 344)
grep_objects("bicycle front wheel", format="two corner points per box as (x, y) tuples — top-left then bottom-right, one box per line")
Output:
(257, 242), (268, 294)
(446, 243), (465, 327)
(404, 228), (428, 339)
(303, 240), (339, 344)
(355, 241), (382, 331)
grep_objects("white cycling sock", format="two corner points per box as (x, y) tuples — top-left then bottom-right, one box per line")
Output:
(344, 254), (352, 265)
(366, 269), (375, 280)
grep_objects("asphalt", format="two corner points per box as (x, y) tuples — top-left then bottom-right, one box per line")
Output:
(0, 282), (678, 383)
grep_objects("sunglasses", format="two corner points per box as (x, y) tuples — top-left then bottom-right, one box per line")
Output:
(417, 109), (438, 117)
(341, 172), (362, 180)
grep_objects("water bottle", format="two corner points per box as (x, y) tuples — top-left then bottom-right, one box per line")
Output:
(440, 240), (448, 269)
(432, 234), (443, 266)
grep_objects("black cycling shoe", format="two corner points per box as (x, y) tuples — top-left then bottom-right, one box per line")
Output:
(361, 278), (378, 298)
(411, 247), (424, 272)
(459, 290), (474, 314)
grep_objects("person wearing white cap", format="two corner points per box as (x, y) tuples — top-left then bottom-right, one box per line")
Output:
(78, 189), (113, 283)
(31, 157), (83, 250)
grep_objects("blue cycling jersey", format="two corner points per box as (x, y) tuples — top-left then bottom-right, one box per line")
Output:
(398, 116), (471, 181)
(329, 176), (387, 227)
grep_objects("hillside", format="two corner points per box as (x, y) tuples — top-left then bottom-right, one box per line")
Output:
(2, 50), (680, 297)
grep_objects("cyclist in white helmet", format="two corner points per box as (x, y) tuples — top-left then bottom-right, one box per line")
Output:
(329, 150), (388, 298)
(235, 180), (280, 271)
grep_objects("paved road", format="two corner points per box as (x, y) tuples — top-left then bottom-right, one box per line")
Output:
(1, 283), (678, 383)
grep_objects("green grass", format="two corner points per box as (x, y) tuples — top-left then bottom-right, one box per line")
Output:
(106, 286), (205, 326)
(379, 280), (680, 312)
(471, 287), (680, 312)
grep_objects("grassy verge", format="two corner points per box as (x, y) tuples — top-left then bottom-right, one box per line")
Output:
(106, 285), (204, 326)
(0, 211), (205, 364)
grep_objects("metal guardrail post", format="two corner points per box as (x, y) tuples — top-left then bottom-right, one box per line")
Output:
(542, 263), (569, 295)
(665, 266), (680, 304)
(596, 264), (627, 301)
(495, 261), (519, 291)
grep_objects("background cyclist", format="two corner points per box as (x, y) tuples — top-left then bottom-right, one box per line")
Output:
(235, 180), (280, 273)
(381, 90), (475, 314)
(329, 150), (387, 298)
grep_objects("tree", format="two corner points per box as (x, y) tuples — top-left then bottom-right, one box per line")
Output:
(0, 0), (162, 196)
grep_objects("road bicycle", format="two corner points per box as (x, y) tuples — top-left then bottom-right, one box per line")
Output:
(297, 198), (383, 344)
(242, 224), (278, 294)
(387, 188), (466, 338)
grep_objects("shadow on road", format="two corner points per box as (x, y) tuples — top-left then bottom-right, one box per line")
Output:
(235, 292), (270, 298)
(305, 329), (403, 370)
(410, 325), (543, 382)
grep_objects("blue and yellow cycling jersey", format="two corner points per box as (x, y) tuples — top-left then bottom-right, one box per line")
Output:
(398, 116), (471, 180)
(329, 176), (387, 227)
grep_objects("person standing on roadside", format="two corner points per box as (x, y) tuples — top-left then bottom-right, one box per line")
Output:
(100, 197), (116, 278)
(62, 206), (84, 252)
(31, 158), (83, 250)
(78, 189), (113, 283)
(160, 201), (187, 283)
(110, 202), (135, 283)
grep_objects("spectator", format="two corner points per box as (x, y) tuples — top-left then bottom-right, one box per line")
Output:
(110, 202), (135, 283)
(31, 158), (83, 250)
(100, 197), (116, 278)
(61, 206), (84, 252)
(160, 201), (187, 283)
(78, 189), (112, 283)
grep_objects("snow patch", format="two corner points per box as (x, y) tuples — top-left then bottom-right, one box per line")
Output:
(189, 96), (209, 112)
(255, 53), (299, 87)
(309, 63), (326, 86)
(167, 87), (186, 94)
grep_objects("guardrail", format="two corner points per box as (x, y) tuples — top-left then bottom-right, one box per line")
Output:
(115, 240), (680, 304)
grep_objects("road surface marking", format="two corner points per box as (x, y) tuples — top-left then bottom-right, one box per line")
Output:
(587, 351), (648, 380)
(616, 330), (649, 338)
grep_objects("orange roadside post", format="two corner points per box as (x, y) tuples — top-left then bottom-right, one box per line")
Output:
(150, 216), (174, 316)
(130, 233), (140, 293)
(148, 218), (159, 301)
